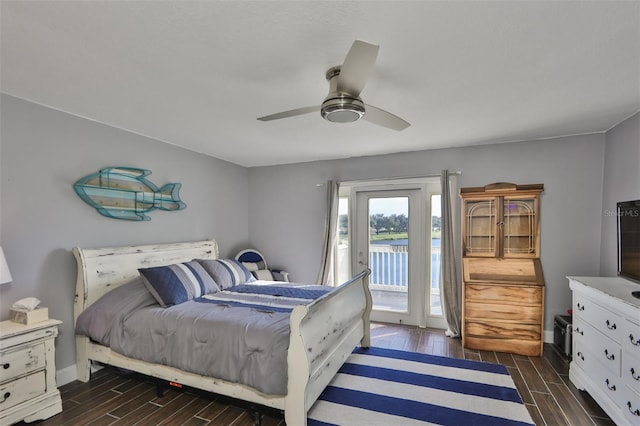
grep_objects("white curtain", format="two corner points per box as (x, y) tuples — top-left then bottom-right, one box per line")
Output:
(440, 170), (461, 337)
(317, 180), (339, 285)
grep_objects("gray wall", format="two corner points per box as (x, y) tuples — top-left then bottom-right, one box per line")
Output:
(248, 134), (607, 337)
(600, 113), (640, 276)
(0, 94), (250, 373)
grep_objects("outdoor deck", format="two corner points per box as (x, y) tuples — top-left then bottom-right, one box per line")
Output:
(370, 288), (442, 316)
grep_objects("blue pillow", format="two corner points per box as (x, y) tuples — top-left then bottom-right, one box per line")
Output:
(139, 260), (220, 307)
(196, 259), (256, 290)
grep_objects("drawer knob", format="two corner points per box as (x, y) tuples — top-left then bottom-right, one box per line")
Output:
(630, 334), (640, 346)
(577, 303), (585, 311)
(0, 392), (10, 404)
(1, 363), (8, 370)
(631, 367), (640, 381)
(577, 351), (585, 361)
(605, 378), (616, 391)
(604, 349), (615, 361)
(575, 327), (584, 336)
(605, 320), (617, 330)
(629, 401), (640, 417)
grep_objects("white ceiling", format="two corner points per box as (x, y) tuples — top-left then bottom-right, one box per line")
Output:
(1, 1), (639, 167)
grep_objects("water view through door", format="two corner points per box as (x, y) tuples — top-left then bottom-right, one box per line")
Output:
(368, 196), (411, 313)
(355, 189), (426, 325)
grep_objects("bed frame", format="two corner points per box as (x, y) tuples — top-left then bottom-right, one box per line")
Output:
(73, 240), (372, 425)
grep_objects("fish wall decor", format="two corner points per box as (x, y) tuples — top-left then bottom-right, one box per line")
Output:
(74, 167), (186, 221)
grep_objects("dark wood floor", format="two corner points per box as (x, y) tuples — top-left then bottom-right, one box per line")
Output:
(30, 323), (614, 426)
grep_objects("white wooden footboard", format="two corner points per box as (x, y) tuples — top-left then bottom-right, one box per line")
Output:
(285, 269), (372, 426)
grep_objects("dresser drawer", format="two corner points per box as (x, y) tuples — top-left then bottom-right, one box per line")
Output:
(0, 370), (46, 411)
(0, 342), (46, 383)
(465, 284), (542, 304)
(623, 352), (640, 395)
(621, 384), (640, 425)
(575, 347), (626, 408)
(623, 319), (640, 356)
(465, 319), (541, 340)
(573, 294), (622, 343)
(465, 301), (542, 322)
(573, 317), (621, 376)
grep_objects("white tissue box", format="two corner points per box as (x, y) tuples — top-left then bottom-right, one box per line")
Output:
(10, 307), (49, 325)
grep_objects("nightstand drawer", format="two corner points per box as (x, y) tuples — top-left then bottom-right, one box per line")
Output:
(0, 370), (46, 411)
(0, 342), (46, 383)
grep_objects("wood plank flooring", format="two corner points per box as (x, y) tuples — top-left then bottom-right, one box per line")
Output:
(29, 323), (614, 426)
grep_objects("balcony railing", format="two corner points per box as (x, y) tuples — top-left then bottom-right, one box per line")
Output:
(336, 241), (442, 315)
(369, 245), (408, 291)
(369, 243), (441, 293)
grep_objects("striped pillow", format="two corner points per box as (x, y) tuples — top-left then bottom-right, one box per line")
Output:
(196, 259), (256, 290)
(139, 261), (220, 307)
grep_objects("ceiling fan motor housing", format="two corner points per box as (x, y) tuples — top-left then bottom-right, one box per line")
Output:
(321, 93), (365, 123)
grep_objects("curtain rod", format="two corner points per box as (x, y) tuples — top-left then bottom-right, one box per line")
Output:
(336, 170), (462, 185)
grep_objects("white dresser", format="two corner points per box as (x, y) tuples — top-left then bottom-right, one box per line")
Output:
(568, 277), (640, 426)
(0, 319), (62, 425)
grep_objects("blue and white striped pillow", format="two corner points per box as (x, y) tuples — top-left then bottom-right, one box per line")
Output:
(196, 259), (256, 290)
(139, 261), (220, 307)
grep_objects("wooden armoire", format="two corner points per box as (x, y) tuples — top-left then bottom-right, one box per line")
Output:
(460, 182), (545, 356)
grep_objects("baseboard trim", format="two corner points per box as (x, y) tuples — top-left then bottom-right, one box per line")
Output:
(56, 364), (77, 386)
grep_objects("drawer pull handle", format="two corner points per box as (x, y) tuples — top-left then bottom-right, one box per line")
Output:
(631, 367), (640, 381)
(605, 320), (617, 330)
(604, 349), (615, 361)
(0, 392), (10, 404)
(629, 401), (640, 417)
(574, 327), (584, 336)
(630, 334), (640, 346)
(577, 303), (585, 311)
(577, 351), (585, 361)
(1, 363), (9, 370)
(605, 378), (616, 391)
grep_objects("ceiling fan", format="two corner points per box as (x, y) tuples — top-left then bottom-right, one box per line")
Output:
(257, 40), (410, 131)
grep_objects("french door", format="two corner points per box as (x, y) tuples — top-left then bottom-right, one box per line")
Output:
(351, 183), (445, 328)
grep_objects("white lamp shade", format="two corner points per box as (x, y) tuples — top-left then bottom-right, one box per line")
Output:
(0, 247), (13, 284)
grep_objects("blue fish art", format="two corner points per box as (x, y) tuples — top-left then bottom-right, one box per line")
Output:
(74, 167), (186, 221)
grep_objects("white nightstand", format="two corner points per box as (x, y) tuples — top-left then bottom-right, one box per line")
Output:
(0, 319), (62, 425)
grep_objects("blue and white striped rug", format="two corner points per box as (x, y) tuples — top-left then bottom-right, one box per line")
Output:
(307, 347), (535, 426)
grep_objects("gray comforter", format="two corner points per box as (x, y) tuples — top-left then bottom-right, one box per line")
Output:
(76, 278), (325, 395)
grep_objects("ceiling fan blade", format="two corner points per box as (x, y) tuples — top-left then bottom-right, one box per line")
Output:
(257, 105), (320, 121)
(337, 40), (379, 96)
(362, 104), (410, 131)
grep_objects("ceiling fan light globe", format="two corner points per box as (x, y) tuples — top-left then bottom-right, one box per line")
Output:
(325, 109), (364, 123)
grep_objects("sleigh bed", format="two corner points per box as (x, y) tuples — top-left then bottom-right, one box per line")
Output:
(73, 240), (372, 425)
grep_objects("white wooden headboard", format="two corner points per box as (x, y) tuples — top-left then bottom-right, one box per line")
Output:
(72, 240), (219, 324)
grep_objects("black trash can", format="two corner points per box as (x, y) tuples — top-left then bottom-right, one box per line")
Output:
(553, 314), (572, 357)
